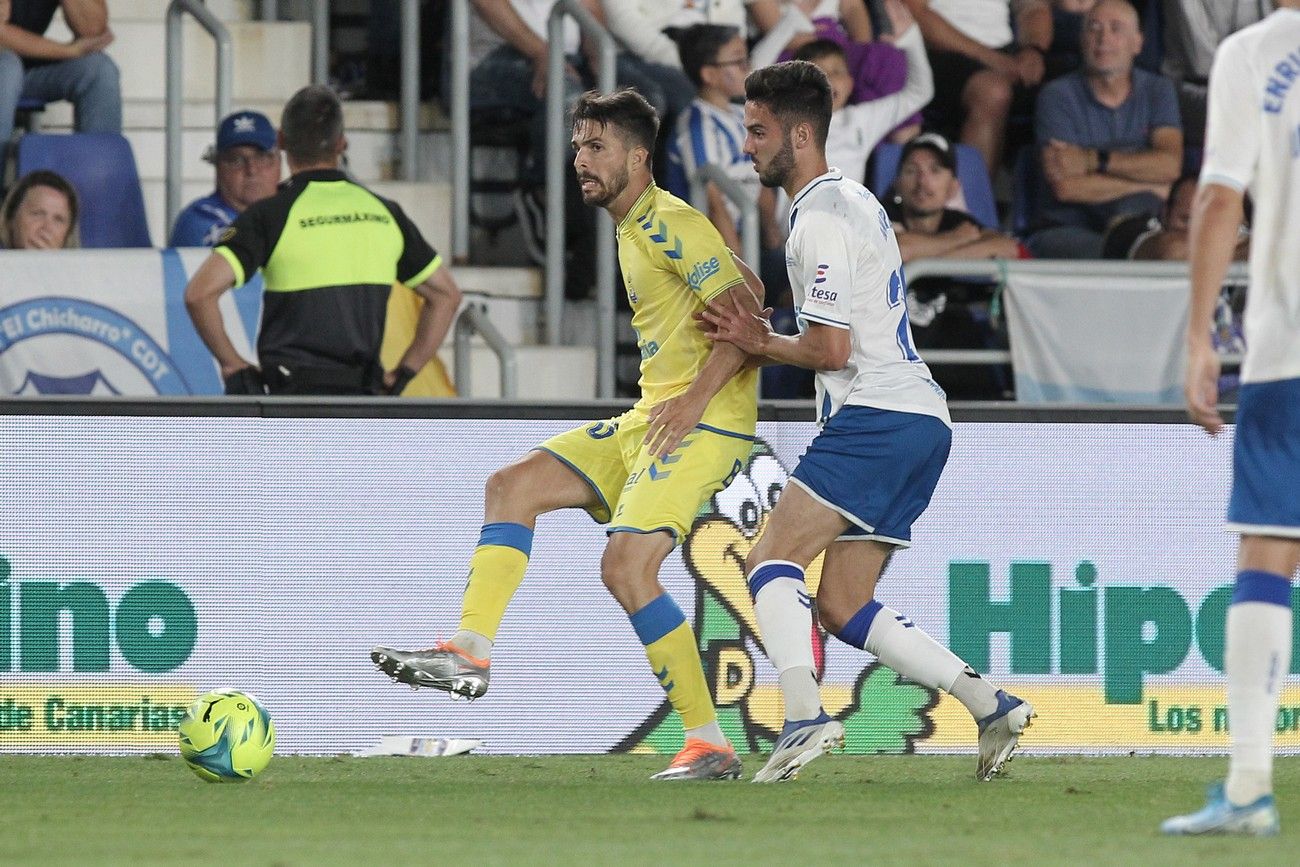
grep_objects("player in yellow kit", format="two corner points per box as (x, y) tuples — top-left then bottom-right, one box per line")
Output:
(372, 89), (762, 780)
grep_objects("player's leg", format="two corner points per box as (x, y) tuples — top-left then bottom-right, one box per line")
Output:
(816, 540), (1032, 781)
(1164, 377), (1300, 835)
(743, 483), (852, 782)
(373, 420), (621, 696)
(451, 448), (607, 656)
(1163, 535), (1298, 836)
(607, 422), (751, 780)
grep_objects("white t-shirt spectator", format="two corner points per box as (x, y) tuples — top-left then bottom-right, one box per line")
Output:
(604, 0), (753, 67)
(823, 26), (934, 185)
(927, 0), (1013, 49)
(470, 0), (581, 67)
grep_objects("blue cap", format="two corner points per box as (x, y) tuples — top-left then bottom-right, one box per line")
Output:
(213, 110), (276, 154)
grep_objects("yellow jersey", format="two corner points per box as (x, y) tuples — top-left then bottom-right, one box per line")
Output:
(617, 183), (757, 436)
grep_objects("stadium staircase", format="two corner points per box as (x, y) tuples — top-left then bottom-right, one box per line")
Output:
(34, 0), (595, 399)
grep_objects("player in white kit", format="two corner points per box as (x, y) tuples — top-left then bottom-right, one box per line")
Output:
(703, 60), (1033, 783)
(1163, 2), (1300, 837)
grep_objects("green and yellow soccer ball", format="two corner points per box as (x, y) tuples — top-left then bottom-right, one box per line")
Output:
(177, 689), (275, 782)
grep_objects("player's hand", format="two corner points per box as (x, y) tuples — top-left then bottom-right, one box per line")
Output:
(644, 392), (706, 461)
(1184, 341), (1223, 435)
(701, 299), (775, 357)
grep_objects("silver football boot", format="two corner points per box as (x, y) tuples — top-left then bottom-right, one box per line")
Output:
(371, 642), (490, 698)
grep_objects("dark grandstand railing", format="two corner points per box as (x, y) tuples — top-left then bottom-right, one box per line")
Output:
(0, 397), (1228, 425)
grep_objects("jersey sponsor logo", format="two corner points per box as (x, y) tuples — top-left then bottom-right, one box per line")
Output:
(686, 257), (721, 292)
(218, 226), (236, 243)
(813, 263), (829, 285)
(297, 211), (392, 229)
(808, 286), (838, 304)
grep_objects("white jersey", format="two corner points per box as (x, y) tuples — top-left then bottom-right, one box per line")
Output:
(785, 169), (951, 426)
(668, 99), (757, 225)
(1202, 9), (1300, 384)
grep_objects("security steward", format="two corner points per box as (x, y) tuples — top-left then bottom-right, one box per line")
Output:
(185, 84), (462, 396)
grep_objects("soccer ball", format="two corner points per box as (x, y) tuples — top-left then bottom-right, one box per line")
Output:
(177, 689), (275, 782)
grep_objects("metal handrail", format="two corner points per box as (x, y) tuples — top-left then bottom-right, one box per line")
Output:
(546, 0), (617, 398)
(311, 0), (329, 85)
(400, 0), (421, 181)
(453, 300), (519, 398)
(166, 0), (232, 234)
(690, 164), (760, 277)
(450, 0), (470, 260)
(902, 258), (1249, 366)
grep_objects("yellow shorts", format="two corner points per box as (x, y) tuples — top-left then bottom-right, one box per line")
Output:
(537, 408), (754, 542)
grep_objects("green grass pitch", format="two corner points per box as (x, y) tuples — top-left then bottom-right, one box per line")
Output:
(0, 755), (1293, 864)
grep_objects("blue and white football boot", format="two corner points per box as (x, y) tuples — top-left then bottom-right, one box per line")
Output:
(1161, 783), (1280, 836)
(752, 712), (845, 783)
(976, 690), (1035, 781)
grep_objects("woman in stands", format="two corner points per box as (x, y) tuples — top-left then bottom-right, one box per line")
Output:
(0, 169), (77, 249)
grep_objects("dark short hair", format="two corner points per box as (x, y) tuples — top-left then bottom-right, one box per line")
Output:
(744, 61), (832, 148)
(673, 24), (742, 89)
(280, 84), (344, 164)
(1, 170), (80, 249)
(792, 38), (845, 66)
(571, 89), (661, 157)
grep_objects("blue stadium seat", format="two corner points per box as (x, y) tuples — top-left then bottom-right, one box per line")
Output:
(15, 132), (152, 248)
(869, 142), (999, 228)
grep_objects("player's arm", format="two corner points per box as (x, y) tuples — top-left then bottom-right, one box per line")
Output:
(644, 252), (764, 460)
(703, 304), (850, 371)
(388, 265), (464, 394)
(1185, 35), (1256, 435)
(1184, 182), (1242, 435)
(184, 253), (252, 379)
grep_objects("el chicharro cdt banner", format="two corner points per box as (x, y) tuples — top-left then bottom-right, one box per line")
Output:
(1, 411), (1297, 759)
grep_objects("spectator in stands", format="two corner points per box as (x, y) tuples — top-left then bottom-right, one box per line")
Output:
(185, 85), (463, 397)
(887, 133), (1022, 261)
(1162, 0), (1272, 148)
(0, 167), (76, 248)
(0, 0), (120, 161)
(1028, 0), (1181, 259)
(794, 0), (933, 186)
(1101, 173), (1252, 261)
(169, 110), (282, 248)
(755, 0), (923, 142)
(665, 23), (792, 310)
(885, 133), (1018, 399)
(469, 0), (604, 288)
(905, 0), (1053, 173)
(602, 0), (753, 123)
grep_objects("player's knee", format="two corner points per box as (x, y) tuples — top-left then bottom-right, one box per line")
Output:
(815, 600), (854, 637)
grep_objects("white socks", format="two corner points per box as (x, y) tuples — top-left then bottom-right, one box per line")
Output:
(835, 599), (995, 719)
(748, 561), (823, 721)
(1224, 570), (1293, 806)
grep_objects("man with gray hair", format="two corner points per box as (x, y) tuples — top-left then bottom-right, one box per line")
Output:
(183, 85), (463, 397)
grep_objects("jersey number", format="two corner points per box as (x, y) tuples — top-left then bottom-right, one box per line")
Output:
(887, 267), (921, 363)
